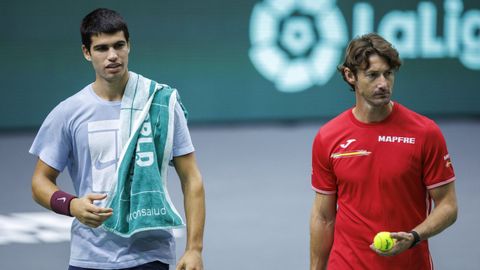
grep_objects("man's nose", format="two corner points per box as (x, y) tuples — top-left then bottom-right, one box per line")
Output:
(377, 74), (388, 88)
(107, 47), (118, 60)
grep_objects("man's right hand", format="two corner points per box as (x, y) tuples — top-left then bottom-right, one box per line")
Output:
(70, 193), (113, 228)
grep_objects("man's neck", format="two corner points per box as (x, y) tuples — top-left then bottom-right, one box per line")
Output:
(92, 72), (129, 101)
(352, 101), (393, 123)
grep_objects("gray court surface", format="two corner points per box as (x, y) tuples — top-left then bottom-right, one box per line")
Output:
(1, 119), (479, 270)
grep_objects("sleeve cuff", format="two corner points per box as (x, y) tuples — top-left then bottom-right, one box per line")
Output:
(173, 145), (195, 158)
(312, 186), (337, 195)
(426, 176), (456, 189)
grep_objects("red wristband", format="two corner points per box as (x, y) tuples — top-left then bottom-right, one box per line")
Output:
(50, 190), (76, 217)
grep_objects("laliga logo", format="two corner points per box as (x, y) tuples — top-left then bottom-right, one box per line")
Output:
(249, 0), (480, 93)
(249, 0), (347, 93)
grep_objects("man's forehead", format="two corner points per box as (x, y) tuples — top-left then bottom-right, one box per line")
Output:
(362, 55), (391, 72)
(91, 31), (127, 45)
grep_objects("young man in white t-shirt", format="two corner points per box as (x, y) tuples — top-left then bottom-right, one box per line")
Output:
(30, 8), (205, 270)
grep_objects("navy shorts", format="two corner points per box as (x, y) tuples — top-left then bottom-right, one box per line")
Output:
(68, 261), (169, 270)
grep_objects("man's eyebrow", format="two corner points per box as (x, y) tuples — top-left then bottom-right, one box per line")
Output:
(93, 44), (108, 49)
(93, 41), (126, 49)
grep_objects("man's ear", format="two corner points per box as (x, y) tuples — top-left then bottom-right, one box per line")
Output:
(82, 45), (92, 61)
(344, 68), (356, 86)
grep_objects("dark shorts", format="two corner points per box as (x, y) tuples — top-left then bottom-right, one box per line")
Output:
(68, 261), (169, 270)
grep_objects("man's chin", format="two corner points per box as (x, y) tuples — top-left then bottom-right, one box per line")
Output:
(103, 70), (128, 82)
(371, 97), (391, 107)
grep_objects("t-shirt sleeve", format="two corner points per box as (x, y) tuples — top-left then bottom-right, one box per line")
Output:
(422, 121), (456, 189)
(29, 103), (72, 172)
(172, 102), (194, 158)
(311, 131), (337, 194)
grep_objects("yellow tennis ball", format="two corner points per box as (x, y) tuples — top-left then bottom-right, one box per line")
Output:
(373, 232), (395, 251)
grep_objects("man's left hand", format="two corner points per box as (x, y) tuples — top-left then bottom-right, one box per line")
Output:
(176, 249), (203, 270)
(369, 231), (415, 256)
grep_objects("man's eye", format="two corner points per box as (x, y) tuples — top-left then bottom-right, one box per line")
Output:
(114, 43), (125, 49)
(95, 46), (108, 52)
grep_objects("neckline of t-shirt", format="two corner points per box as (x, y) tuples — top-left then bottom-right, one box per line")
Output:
(88, 84), (122, 106)
(348, 102), (399, 128)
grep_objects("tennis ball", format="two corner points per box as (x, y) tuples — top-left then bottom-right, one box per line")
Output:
(373, 232), (395, 251)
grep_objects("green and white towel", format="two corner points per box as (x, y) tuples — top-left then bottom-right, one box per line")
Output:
(102, 71), (185, 237)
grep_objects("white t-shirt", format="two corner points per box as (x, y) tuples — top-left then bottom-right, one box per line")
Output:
(30, 84), (194, 268)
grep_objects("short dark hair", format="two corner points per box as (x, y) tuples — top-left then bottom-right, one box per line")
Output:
(337, 33), (402, 91)
(80, 8), (129, 51)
